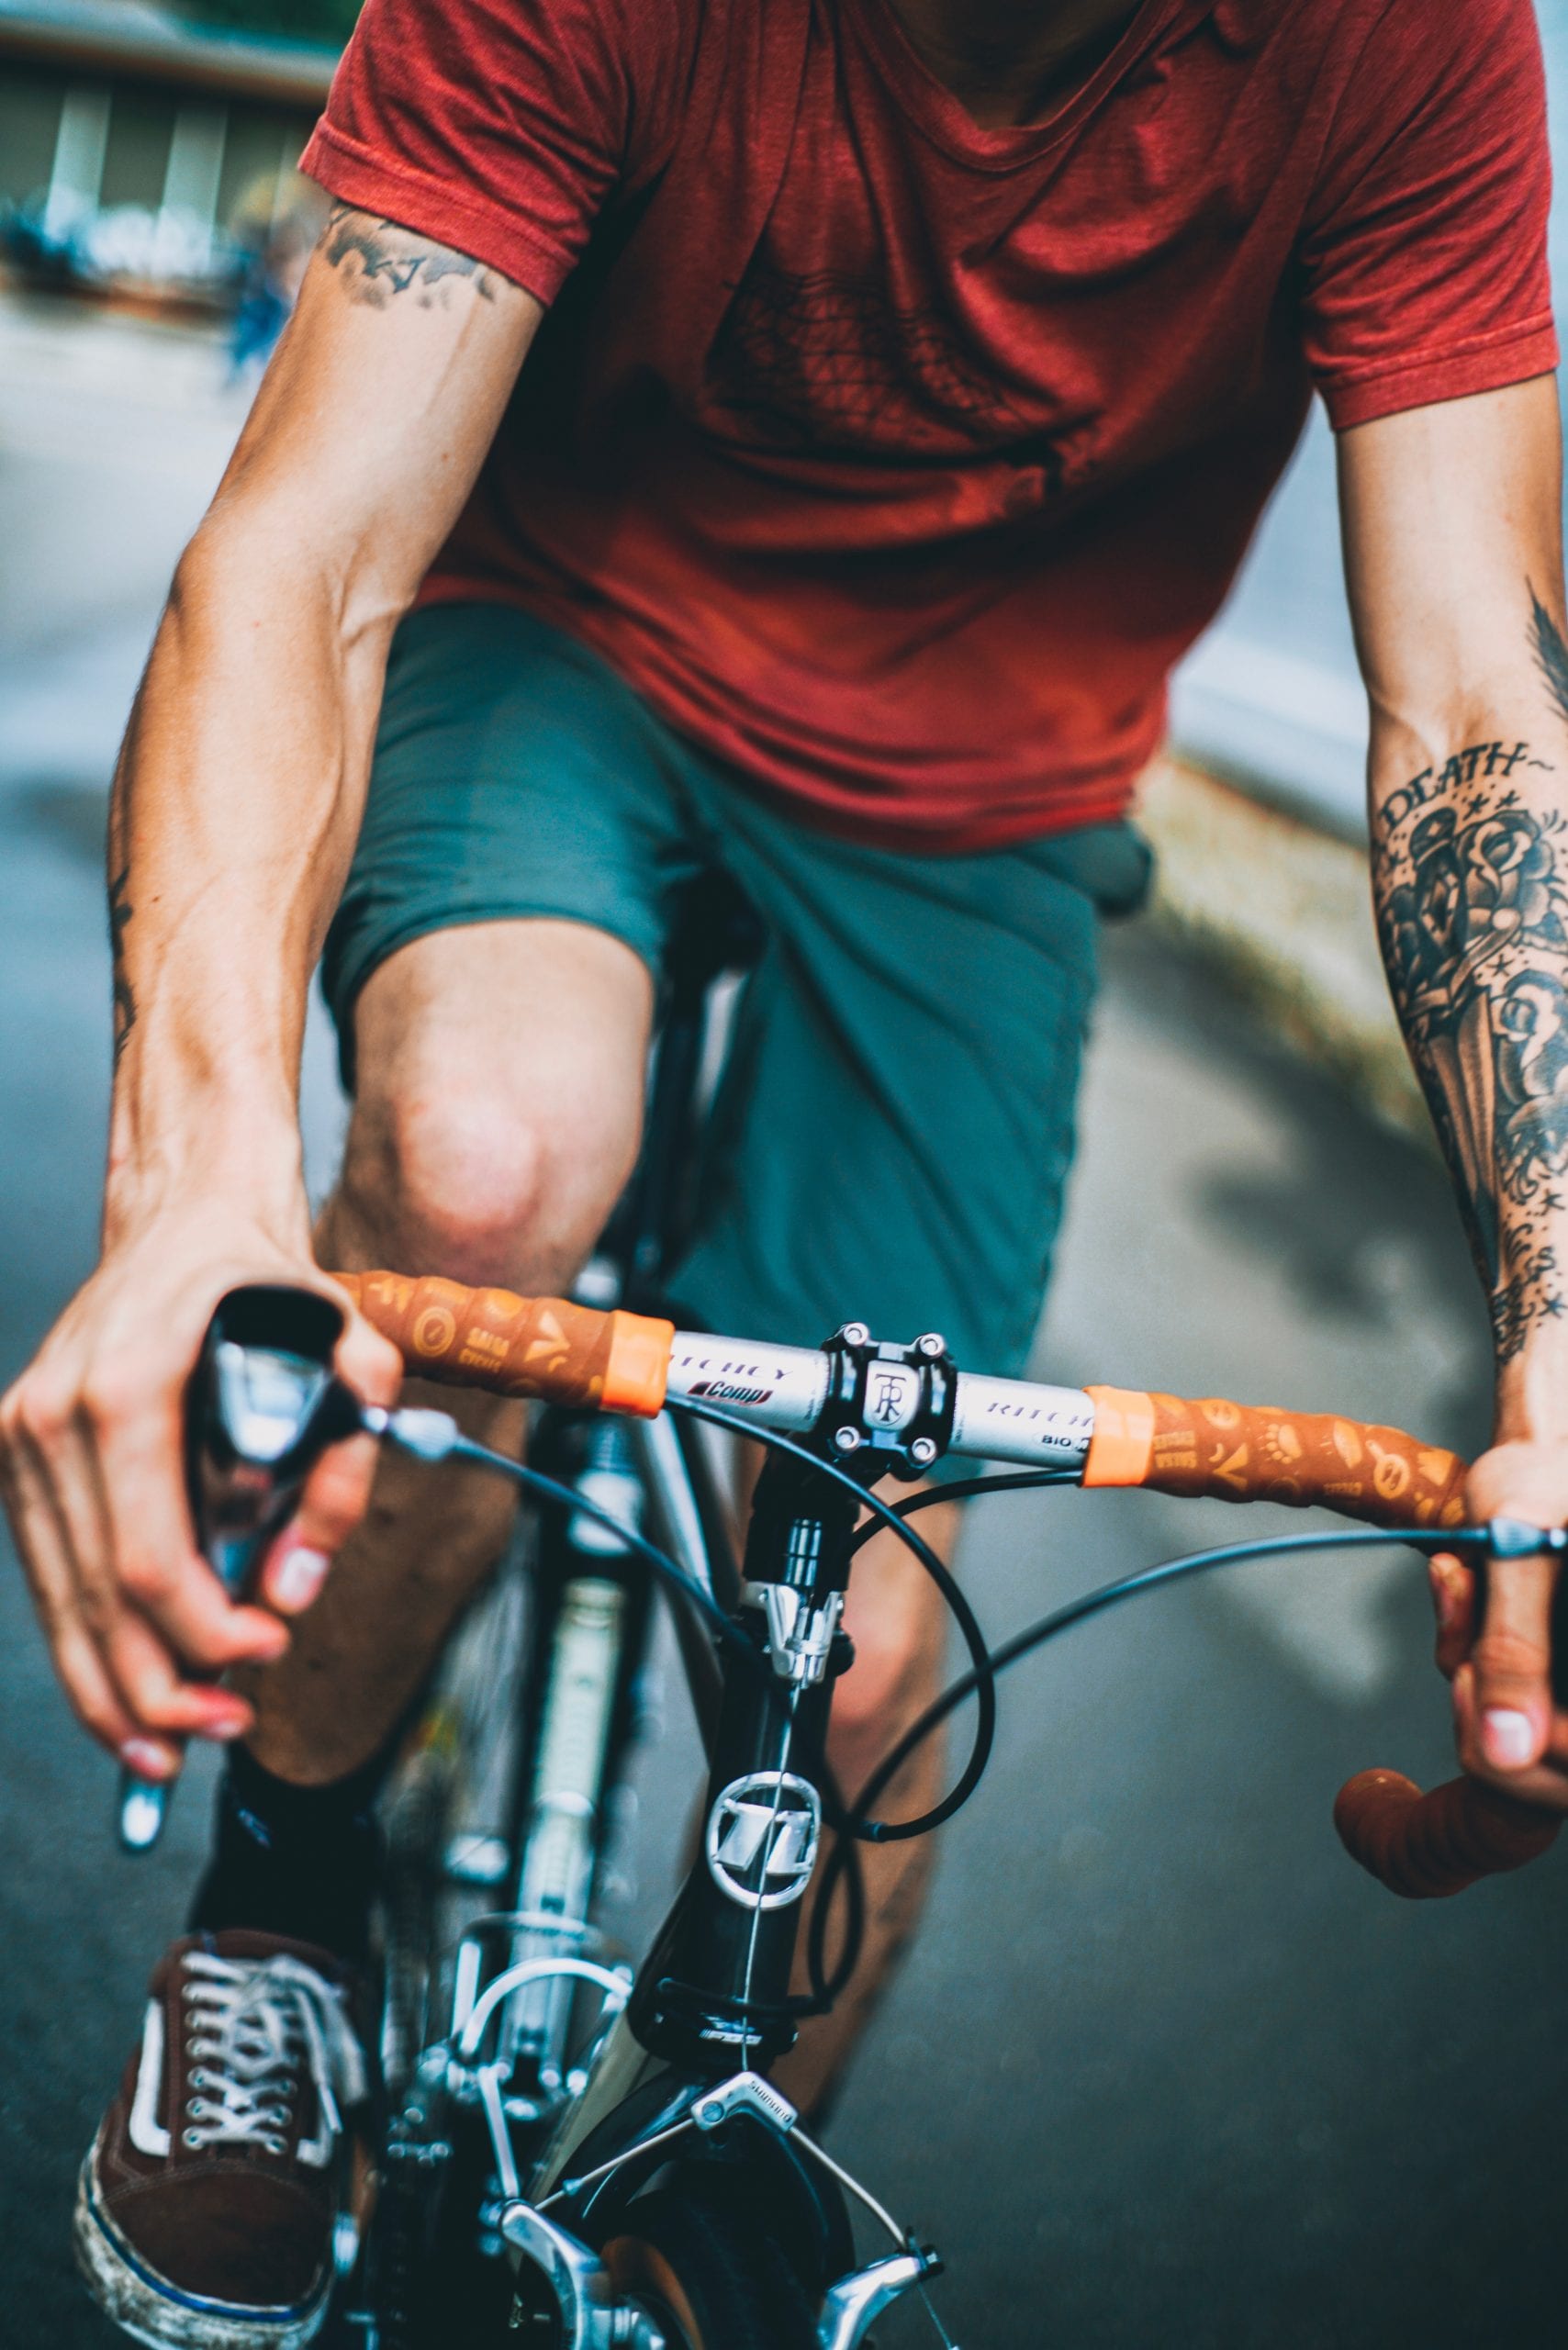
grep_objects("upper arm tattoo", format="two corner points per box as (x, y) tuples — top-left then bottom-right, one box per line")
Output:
(320, 204), (502, 308)
(1372, 615), (1568, 1361)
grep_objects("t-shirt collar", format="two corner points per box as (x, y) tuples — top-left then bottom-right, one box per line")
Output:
(844, 0), (1215, 172)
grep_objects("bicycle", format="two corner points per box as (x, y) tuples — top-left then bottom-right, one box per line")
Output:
(104, 912), (1565, 2350)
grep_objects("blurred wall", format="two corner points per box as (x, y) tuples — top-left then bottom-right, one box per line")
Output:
(0, 3), (329, 296)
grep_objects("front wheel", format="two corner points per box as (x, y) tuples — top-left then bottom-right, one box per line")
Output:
(596, 2169), (820, 2350)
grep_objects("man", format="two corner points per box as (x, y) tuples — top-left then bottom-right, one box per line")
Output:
(5, 0), (1568, 2340)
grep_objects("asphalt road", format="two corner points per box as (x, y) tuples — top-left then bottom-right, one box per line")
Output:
(2, 297), (1566, 2349)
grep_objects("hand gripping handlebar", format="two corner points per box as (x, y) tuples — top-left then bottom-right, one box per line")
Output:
(1076, 1387), (1563, 1893)
(329, 1275), (1562, 1900)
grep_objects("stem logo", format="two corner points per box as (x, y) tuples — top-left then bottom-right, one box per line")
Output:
(705, 1772), (823, 1910)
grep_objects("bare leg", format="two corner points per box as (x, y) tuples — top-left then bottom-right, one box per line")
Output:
(237, 919), (653, 1783)
(238, 912), (954, 2109)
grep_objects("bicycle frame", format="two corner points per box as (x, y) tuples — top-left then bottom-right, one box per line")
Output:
(362, 889), (938, 2349)
(98, 909), (1557, 2345)
(398, 1409), (932, 2350)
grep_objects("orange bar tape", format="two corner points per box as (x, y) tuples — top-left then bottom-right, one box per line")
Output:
(603, 1312), (675, 1417)
(1081, 1385), (1158, 1487)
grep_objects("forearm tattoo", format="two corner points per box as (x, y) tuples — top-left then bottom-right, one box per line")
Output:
(321, 205), (498, 308)
(108, 863), (136, 1067)
(1374, 603), (1568, 1362)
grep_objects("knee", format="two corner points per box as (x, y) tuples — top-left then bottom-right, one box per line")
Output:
(342, 1083), (637, 1293)
(828, 1602), (943, 1754)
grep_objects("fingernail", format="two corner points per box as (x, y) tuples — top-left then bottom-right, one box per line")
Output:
(269, 1546), (330, 1611)
(203, 1708), (252, 1741)
(1483, 1708), (1536, 1768)
(121, 1739), (174, 1779)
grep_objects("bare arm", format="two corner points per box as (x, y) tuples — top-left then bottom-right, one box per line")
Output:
(1340, 373), (1568, 1804)
(0, 209), (541, 1772)
(109, 207), (539, 1226)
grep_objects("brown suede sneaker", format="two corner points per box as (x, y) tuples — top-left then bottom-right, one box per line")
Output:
(73, 1930), (367, 2350)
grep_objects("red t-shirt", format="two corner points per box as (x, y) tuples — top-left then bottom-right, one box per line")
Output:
(304, 0), (1557, 852)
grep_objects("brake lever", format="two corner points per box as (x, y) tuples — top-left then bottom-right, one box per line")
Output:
(117, 1285), (361, 1853)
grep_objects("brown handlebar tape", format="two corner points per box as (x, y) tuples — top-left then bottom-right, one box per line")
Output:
(331, 1272), (672, 1416)
(1082, 1388), (1469, 1531)
(1334, 1769), (1560, 1898)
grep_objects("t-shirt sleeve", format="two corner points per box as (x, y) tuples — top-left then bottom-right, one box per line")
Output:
(300, 0), (681, 308)
(1299, 0), (1558, 431)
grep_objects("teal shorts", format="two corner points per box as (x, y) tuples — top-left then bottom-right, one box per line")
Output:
(323, 604), (1150, 1386)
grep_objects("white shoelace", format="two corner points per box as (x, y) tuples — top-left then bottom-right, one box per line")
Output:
(174, 1952), (366, 2165)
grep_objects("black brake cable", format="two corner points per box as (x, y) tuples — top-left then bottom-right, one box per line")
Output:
(398, 1419), (1495, 2024)
(665, 1406), (1055, 2012)
(849, 1466), (1081, 1543)
(667, 1397), (1000, 1844)
(802, 1518), (1498, 2000)
(418, 1421), (870, 2026)
(799, 1464), (1079, 2004)
(870, 1519), (1498, 1803)
(442, 1411), (1054, 1852)
(439, 1434), (767, 1674)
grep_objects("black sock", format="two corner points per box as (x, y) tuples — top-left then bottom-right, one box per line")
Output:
(189, 1742), (389, 1968)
